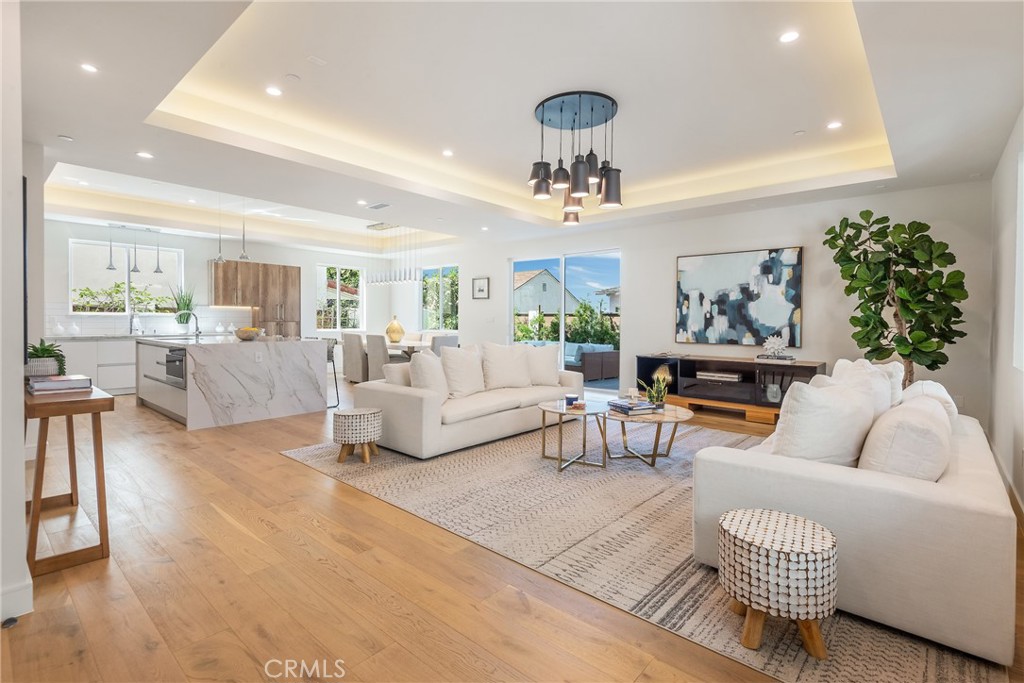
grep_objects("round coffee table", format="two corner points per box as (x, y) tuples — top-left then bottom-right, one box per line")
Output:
(538, 399), (608, 472)
(603, 404), (694, 467)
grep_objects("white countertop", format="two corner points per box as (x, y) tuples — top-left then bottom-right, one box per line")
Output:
(45, 334), (195, 342)
(136, 336), (321, 348)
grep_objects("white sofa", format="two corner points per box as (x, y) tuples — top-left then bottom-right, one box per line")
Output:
(692, 413), (1016, 664)
(353, 368), (583, 459)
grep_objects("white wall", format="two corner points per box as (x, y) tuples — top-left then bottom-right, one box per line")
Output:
(437, 181), (994, 423)
(1, 0), (33, 619)
(989, 107), (1024, 500)
(43, 219), (392, 339)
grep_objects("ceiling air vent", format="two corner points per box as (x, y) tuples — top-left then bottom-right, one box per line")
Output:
(367, 202), (390, 210)
(366, 222), (400, 232)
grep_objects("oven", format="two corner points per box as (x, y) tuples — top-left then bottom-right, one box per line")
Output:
(165, 348), (186, 381)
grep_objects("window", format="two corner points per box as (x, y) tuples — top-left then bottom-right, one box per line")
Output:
(421, 265), (459, 330)
(69, 239), (181, 314)
(316, 265), (362, 330)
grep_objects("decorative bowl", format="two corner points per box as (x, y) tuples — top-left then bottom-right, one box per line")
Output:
(235, 328), (260, 341)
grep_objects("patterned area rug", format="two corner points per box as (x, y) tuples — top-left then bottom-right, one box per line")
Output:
(281, 421), (1007, 683)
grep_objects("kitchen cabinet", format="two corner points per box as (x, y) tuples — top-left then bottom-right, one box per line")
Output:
(210, 259), (261, 307)
(256, 264), (301, 335)
(52, 339), (136, 395)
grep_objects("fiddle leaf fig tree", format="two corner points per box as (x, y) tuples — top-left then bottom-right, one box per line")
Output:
(823, 210), (968, 386)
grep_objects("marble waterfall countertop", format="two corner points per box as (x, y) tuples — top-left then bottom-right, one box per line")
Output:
(136, 337), (327, 430)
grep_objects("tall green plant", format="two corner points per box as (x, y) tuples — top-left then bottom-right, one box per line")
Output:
(170, 286), (195, 325)
(823, 210), (968, 386)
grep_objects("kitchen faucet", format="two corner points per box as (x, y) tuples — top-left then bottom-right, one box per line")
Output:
(186, 311), (202, 339)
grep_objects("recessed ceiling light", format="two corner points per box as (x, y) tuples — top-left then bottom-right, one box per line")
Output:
(435, 218), (444, 222)
(356, 199), (368, 206)
(442, 149), (454, 157)
(266, 86), (283, 97)
(136, 151), (154, 159)
(793, 130), (806, 136)
(78, 181), (89, 186)
(80, 63), (98, 73)
(57, 134), (74, 142)
(284, 73), (301, 82)
(875, 184), (887, 189)
(779, 31), (800, 43)
(480, 226), (489, 231)
(187, 199), (197, 204)
(826, 121), (843, 130)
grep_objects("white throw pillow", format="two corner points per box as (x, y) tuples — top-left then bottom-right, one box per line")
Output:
(828, 358), (892, 420)
(873, 362), (905, 406)
(441, 346), (486, 398)
(409, 350), (448, 401)
(481, 343), (531, 390)
(523, 344), (560, 387)
(772, 381), (874, 467)
(858, 396), (952, 481)
(382, 363), (411, 387)
(901, 380), (958, 422)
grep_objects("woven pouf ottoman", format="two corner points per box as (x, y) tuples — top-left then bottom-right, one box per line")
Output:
(718, 508), (837, 660)
(332, 408), (383, 464)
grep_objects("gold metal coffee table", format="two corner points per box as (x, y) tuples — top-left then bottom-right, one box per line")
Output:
(603, 404), (695, 467)
(538, 399), (608, 472)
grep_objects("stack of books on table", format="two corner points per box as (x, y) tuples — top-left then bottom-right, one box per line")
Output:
(608, 399), (658, 416)
(27, 374), (93, 395)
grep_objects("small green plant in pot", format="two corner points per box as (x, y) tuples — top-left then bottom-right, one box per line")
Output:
(638, 365), (672, 406)
(170, 286), (195, 325)
(823, 210), (968, 386)
(26, 339), (66, 377)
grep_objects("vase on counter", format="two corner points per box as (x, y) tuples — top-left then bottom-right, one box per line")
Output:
(385, 315), (405, 343)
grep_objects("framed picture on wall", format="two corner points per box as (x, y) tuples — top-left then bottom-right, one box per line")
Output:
(675, 246), (803, 346)
(472, 277), (490, 299)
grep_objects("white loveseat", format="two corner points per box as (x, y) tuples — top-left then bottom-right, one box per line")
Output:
(353, 344), (583, 459)
(693, 414), (1016, 665)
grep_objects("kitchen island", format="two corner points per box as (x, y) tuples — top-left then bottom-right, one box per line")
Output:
(136, 337), (327, 430)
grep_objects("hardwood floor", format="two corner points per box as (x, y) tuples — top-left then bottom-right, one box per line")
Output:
(3, 382), (1017, 682)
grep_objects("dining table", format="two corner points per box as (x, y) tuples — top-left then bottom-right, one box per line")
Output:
(387, 340), (432, 357)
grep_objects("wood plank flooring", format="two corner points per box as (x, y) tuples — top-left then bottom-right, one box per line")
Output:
(3, 381), (1018, 682)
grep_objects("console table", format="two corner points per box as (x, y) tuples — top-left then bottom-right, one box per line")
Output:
(25, 387), (115, 576)
(636, 355), (825, 424)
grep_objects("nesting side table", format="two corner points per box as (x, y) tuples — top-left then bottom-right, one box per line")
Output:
(333, 408), (383, 463)
(718, 508), (838, 660)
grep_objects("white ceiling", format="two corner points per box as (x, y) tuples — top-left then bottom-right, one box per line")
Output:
(21, 1), (1023, 251)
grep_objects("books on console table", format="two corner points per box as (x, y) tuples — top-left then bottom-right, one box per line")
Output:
(608, 399), (658, 416)
(27, 374), (93, 395)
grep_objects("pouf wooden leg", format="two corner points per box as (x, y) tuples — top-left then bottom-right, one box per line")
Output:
(360, 443), (371, 463)
(741, 608), (766, 649)
(729, 599), (747, 616)
(797, 620), (828, 660)
(338, 443), (355, 463)
(369, 442), (379, 456)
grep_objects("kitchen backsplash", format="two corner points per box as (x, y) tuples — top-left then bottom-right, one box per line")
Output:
(44, 302), (255, 337)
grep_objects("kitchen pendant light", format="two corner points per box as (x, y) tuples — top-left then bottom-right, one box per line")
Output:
(530, 91), (620, 224)
(214, 194), (225, 264)
(130, 234), (141, 274)
(562, 212), (580, 226)
(528, 103), (552, 187)
(153, 230), (163, 274)
(106, 225), (117, 270)
(238, 200), (251, 261)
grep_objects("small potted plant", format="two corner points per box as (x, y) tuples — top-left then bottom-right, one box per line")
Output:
(171, 286), (195, 327)
(638, 372), (670, 409)
(26, 339), (66, 377)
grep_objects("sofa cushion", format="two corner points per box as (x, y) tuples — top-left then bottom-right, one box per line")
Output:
(490, 385), (567, 408)
(441, 345), (485, 398)
(524, 344), (560, 386)
(873, 361), (905, 406)
(440, 392), (521, 425)
(409, 350), (448, 401)
(482, 343), (531, 390)
(382, 363), (411, 387)
(858, 396), (952, 481)
(565, 342), (582, 363)
(772, 381), (874, 467)
(825, 359), (892, 420)
(902, 380), (958, 422)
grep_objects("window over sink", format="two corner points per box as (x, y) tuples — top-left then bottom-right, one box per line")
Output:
(69, 239), (183, 314)
(316, 265), (362, 331)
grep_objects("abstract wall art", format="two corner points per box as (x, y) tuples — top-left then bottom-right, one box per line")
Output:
(675, 246), (803, 346)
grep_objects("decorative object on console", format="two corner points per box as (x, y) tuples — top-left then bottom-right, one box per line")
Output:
(676, 247), (802, 346)
(26, 339), (66, 377)
(528, 91), (621, 224)
(637, 364), (671, 408)
(758, 334), (794, 361)
(384, 315), (405, 343)
(472, 277), (490, 299)
(824, 210), (968, 386)
(170, 286), (195, 325)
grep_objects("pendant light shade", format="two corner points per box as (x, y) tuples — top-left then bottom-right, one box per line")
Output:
(153, 231), (163, 274)
(530, 91), (620, 225)
(214, 195), (225, 264)
(238, 202), (252, 261)
(533, 177), (552, 200)
(562, 188), (583, 213)
(130, 235), (141, 274)
(106, 225), (117, 271)
(599, 168), (622, 208)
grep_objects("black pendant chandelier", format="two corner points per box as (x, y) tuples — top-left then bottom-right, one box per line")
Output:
(528, 91), (621, 225)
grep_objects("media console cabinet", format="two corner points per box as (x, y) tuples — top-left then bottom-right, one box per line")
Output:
(636, 354), (826, 424)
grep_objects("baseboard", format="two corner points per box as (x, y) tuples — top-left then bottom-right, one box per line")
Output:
(989, 440), (1024, 535)
(1, 577), (33, 619)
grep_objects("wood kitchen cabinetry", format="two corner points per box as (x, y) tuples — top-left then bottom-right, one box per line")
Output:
(210, 260), (261, 307)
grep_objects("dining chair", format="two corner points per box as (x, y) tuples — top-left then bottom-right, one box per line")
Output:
(365, 334), (397, 381)
(430, 334), (459, 355)
(342, 333), (368, 383)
